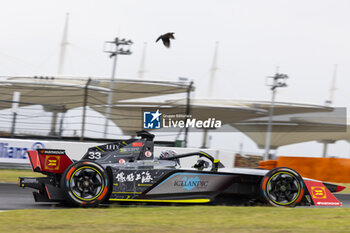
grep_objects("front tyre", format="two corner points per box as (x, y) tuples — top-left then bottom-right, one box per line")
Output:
(261, 167), (305, 207)
(61, 161), (110, 207)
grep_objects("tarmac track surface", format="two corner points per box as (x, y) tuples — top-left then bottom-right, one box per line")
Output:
(1, 183), (350, 210)
(0, 183), (68, 210)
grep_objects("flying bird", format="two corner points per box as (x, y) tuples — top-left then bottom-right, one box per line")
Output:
(156, 32), (175, 48)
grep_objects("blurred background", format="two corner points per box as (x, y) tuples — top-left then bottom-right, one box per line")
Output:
(0, 0), (350, 159)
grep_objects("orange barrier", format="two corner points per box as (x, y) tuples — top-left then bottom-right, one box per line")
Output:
(259, 156), (350, 183)
(259, 160), (277, 170)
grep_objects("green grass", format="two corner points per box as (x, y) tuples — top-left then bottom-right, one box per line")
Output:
(1, 206), (350, 233)
(0, 169), (45, 183)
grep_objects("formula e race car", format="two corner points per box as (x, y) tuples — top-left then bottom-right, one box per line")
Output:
(19, 131), (344, 207)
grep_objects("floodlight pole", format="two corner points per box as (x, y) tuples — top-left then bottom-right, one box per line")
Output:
(201, 42), (219, 148)
(264, 87), (277, 160)
(184, 81), (193, 148)
(81, 78), (91, 141)
(103, 37), (132, 138)
(57, 13), (70, 75)
(104, 51), (118, 138)
(10, 92), (20, 137)
(263, 73), (288, 160)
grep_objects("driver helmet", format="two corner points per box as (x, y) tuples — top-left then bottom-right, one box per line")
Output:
(159, 150), (180, 166)
(159, 150), (177, 159)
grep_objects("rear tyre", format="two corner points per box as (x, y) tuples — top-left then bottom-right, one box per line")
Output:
(260, 167), (305, 207)
(60, 161), (109, 207)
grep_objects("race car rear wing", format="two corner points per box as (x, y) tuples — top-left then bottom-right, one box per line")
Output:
(27, 149), (73, 174)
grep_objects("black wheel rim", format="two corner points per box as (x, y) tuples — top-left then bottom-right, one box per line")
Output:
(70, 167), (103, 201)
(267, 172), (300, 205)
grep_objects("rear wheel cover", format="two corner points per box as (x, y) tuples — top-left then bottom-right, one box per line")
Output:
(261, 167), (305, 207)
(61, 161), (109, 207)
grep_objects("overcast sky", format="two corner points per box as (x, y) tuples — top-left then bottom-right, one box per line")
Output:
(1, 0), (350, 157)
